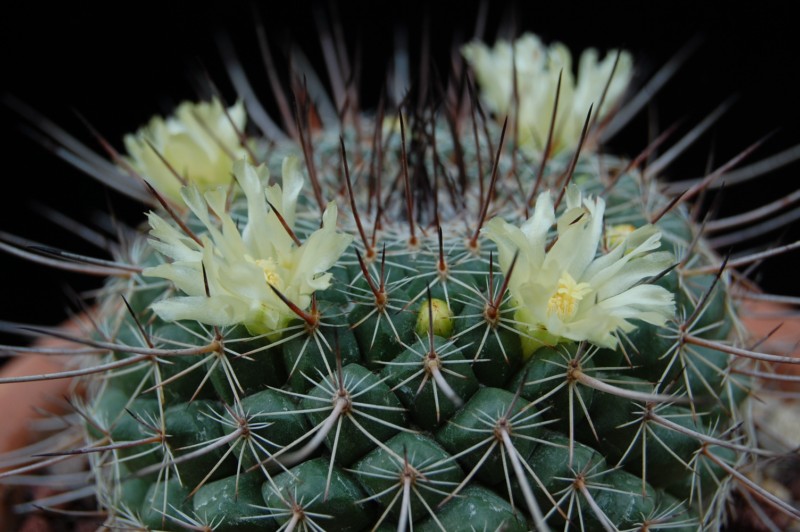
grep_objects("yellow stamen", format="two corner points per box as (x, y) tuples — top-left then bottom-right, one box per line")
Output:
(249, 256), (284, 290)
(547, 272), (592, 319)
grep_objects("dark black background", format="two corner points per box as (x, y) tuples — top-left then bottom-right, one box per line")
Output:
(1, 1), (798, 347)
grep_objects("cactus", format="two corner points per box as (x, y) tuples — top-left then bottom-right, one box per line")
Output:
(2, 13), (800, 532)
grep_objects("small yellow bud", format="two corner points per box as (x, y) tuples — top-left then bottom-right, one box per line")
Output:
(605, 223), (636, 250)
(416, 298), (455, 338)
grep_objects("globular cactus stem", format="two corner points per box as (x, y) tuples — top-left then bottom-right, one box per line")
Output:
(2, 9), (800, 532)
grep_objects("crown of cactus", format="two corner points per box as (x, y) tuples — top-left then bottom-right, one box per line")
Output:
(2, 22), (800, 532)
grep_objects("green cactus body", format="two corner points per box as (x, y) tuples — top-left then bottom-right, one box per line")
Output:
(83, 123), (746, 530)
(2, 25), (799, 532)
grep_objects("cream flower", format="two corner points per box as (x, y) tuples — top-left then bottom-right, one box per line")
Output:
(123, 98), (248, 203)
(462, 33), (632, 153)
(144, 157), (353, 335)
(483, 186), (675, 352)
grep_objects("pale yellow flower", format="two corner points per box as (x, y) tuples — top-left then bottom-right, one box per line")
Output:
(144, 157), (353, 335)
(483, 186), (674, 352)
(123, 98), (247, 203)
(462, 33), (632, 153)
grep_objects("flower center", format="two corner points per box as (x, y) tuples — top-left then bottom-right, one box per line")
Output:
(547, 272), (592, 320)
(252, 257), (284, 290)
